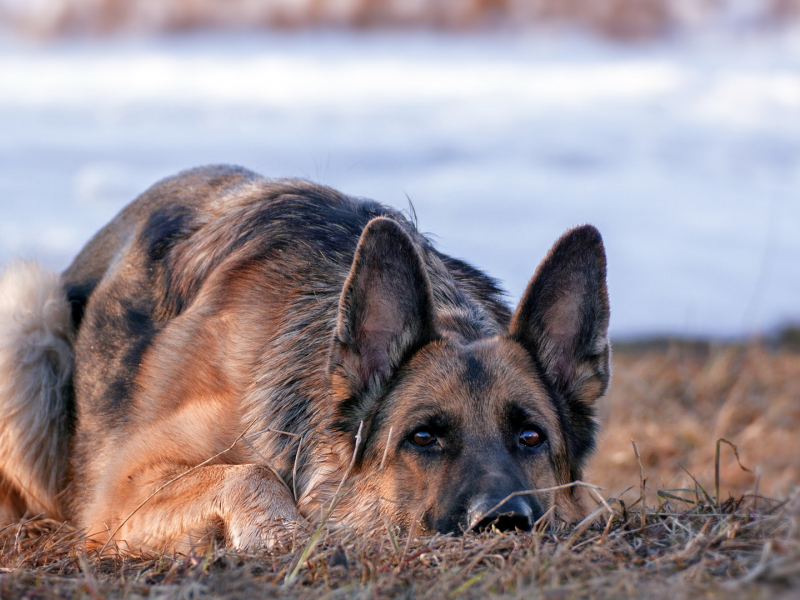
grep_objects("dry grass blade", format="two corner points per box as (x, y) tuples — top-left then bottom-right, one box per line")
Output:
(679, 463), (715, 506)
(657, 489), (702, 504)
(283, 421), (364, 586)
(292, 436), (304, 502)
(379, 426), (394, 472)
(716, 438), (753, 509)
(631, 440), (646, 530)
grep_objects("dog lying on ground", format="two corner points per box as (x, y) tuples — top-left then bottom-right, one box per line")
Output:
(0, 165), (610, 554)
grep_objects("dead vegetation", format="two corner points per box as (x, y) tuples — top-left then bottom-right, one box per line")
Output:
(1, 341), (799, 598)
(0, 0), (798, 39)
(592, 342), (800, 503)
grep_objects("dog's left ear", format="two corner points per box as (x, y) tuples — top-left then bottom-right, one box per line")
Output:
(328, 217), (437, 436)
(510, 225), (610, 407)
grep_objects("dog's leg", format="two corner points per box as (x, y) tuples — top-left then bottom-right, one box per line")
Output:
(90, 464), (302, 554)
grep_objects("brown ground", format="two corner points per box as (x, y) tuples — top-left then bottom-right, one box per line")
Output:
(590, 342), (800, 505)
(1, 341), (798, 599)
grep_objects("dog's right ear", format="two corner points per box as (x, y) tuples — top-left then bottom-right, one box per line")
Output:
(509, 225), (610, 408)
(328, 217), (437, 437)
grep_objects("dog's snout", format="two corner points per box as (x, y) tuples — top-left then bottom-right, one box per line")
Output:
(467, 495), (535, 532)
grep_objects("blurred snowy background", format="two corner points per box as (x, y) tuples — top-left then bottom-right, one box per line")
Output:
(0, 0), (799, 339)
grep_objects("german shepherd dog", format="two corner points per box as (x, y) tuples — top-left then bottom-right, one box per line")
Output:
(0, 165), (610, 553)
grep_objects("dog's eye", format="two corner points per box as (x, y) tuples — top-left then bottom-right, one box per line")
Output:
(410, 430), (437, 447)
(519, 428), (546, 448)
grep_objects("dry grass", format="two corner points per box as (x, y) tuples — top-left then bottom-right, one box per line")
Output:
(2, 341), (799, 599)
(0, 0), (798, 39)
(591, 342), (800, 503)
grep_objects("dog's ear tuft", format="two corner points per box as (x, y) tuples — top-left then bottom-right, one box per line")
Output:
(510, 225), (610, 407)
(328, 217), (437, 434)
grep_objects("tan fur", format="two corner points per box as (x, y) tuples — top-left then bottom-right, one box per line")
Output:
(308, 338), (568, 531)
(0, 167), (610, 552)
(88, 463), (300, 555)
(73, 268), (304, 551)
(0, 261), (73, 519)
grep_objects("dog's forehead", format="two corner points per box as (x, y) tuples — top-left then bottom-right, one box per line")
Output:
(388, 338), (557, 424)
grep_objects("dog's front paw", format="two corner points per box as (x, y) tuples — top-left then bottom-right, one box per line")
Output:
(221, 464), (309, 551)
(226, 514), (310, 551)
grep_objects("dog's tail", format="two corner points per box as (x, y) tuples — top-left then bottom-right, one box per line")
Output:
(0, 260), (74, 521)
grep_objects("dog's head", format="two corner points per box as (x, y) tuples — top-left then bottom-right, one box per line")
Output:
(326, 217), (610, 533)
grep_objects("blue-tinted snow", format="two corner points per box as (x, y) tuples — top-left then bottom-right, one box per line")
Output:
(1, 31), (798, 338)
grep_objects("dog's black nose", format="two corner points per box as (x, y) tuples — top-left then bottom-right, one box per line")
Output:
(467, 495), (534, 532)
